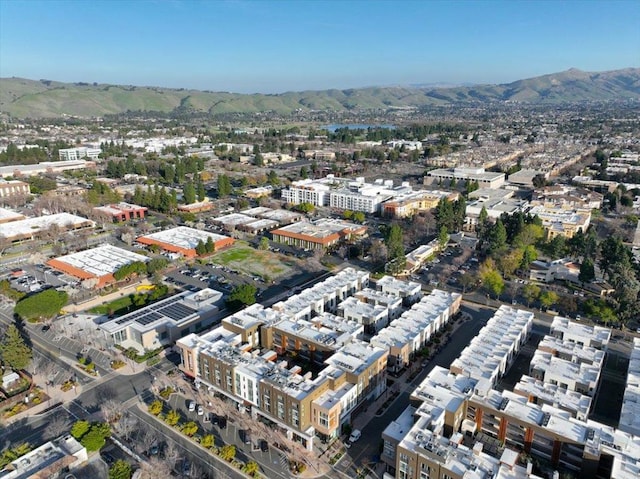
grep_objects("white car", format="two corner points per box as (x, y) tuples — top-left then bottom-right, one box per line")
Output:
(349, 429), (362, 443)
(197, 405), (204, 416)
(188, 400), (196, 412)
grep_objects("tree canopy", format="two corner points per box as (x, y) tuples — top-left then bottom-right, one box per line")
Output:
(14, 289), (68, 321)
(226, 284), (257, 311)
(0, 325), (32, 370)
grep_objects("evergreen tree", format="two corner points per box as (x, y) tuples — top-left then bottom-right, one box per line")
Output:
(267, 170), (280, 186)
(195, 240), (207, 256)
(205, 236), (215, 253)
(183, 182), (196, 204)
(579, 258), (595, 284)
(0, 325), (32, 370)
(196, 179), (206, 202)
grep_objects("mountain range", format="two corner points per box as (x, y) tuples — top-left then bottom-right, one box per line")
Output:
(1, 68), (638, 118)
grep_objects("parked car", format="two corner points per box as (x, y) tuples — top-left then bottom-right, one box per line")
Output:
(197, 405), (204, 416)
(188, 400), (196, 412)
(349, 429), (362, 443)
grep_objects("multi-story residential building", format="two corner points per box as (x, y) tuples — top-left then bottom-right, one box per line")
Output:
(281, 177), (334, 206)
(450, 306), (533, 387)
(353, 288), (403, 321)
(58, 147), (102, 161)
(426, 167), (506, 189)
(526, 204), (591, 239)
(619, 338), (640, 437)
(0, 179), (30, 199)
(375, 276), (422, 305)
(337, 296), (390, 334)
(371, 290), (461, 373)
(382, 190), (459, 219)
(549, 316), (611, 351)
(529, 350), (601, 396)
(384, 312), (640, 479)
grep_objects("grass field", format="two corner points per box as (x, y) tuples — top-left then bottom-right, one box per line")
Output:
(209, 243), (297, 280)
(89, 296), (134, 316)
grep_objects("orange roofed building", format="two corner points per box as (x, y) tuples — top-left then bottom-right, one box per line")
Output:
(270, 218), (366, 250)
(47, 244), (149, 288)
(137, 226), (233, 258)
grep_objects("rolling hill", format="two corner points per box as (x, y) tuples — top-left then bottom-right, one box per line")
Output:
(0, 68), (638, 118)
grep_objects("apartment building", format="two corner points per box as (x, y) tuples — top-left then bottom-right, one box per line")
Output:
(371, 290), (461, 373)
(513, 375), (592, 421)
(619, 338), (640, 437)
(527, 204), (591, 239)
(549, 316), (611, 351)
(529, 350), (601, 396)
(337, 296), (390, 334)
(375, 276), (422, 305)
(353, 288), (403, 321)
(450, 306), (533, 387)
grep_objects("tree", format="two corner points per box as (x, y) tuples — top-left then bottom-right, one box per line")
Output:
(201, 434), (215, 449)
(148, 400), (163, 416)
(243, 461), (260, 476)
(80, 428), (107, 451)
(498, 248), (523, 278)
(438, 226), (449, 250)
(181, 421), (198, 437)
(519, 245), (538, 271)
(165, 410), (181, 426)
(254, 153), (264, 167)
(532, 174), (547, 188)
(487, 219), (508, 258)
(45, 413), (70, 439)
(539, 290), (559, 310)
(578, 258), (595, 284)
(385, 224), (405, 262)
(353, 211), (365, 223)
(259, 237), (269, 251)
(267, 170), (280, 186)
(70, 420), (91, 440)
(195, 240), (207, 257)
(0, 324), (32, 370)
(196, 179), (206, 202)
(369, 239), (387, 264)
(218, 444), (236, 461)
(300, 166), (309, 179)
(522, 284), (541, 307)
(217, 174), (232, 197)
(480, 267), (504, 298)
(14, 289), (68, 321)
(109, 460), (132, 479)
(205, 236), (215, 254)
(183, 181), (196, 205)
(226, 284), (257, 310)
(343, 210), (354, 220)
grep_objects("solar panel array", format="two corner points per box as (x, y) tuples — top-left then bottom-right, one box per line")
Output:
(113, 297), (197, 326)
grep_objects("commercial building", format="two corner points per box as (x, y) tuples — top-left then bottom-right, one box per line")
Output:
(0, 179), (30, 199)
(136, 226), (233, 258)
(465, 196), (528, 230)
(92, 202), (147, 222)
(270, 219), (366, 250)
(177, 200), (214, 214)
(506, 169), (547, 187)
(0, 435), (87, 479)
(0, 213), (95, 243)
(58, 147), (102, 161)
(99, 288), (223, 352)
(0, 207), (25, 224)
(243, 186), (274, 199)
(403, 240), (441, 275)
(426, 167), (506, 189)
(47, 244), (149, 288)
(0, 160), (96, 178)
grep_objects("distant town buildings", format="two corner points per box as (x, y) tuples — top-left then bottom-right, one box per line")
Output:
(92, 202), (147, 222)
(58, 146), (101, 161)
(270, 219), (367, 250)
(426, 167), (506, 189)
(0, 179), (30, 199)
(0, 160), (96, 178)
(0, 213), (95, 243)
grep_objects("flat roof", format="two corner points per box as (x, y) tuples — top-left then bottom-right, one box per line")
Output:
(138, 226), (230, 250)
(212, 213), (256, 226)
(0, 207), (25, 222)
(0, 213), (95, 239)
(49, 245), (149, 277)
(272, 218), (365, 240)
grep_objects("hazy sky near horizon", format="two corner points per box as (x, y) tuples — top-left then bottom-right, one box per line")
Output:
(1, 0), (638, 93)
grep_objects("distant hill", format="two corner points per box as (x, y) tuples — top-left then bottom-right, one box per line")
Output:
(1, 68), (639, 118)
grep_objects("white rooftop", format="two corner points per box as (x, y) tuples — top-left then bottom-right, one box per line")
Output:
(49, 244), (149, 277)
(138, 226), (230, 250)
(0, 213), (95, 239)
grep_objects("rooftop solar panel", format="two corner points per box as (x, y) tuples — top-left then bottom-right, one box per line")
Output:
(134, 311), (163, 326)
(157, 303), (196, 321)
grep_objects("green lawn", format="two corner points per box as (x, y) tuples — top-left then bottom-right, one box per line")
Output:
(89, 296), (134, 316)
(210, 243), (296, 279)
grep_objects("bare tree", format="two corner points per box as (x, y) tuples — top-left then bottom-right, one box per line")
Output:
(45, 413), (71, 439)
(137, 457), (173, 478)
(163, 439), (180, 469)
(100, 399), (122, 423)
(112, 412), (137, 441)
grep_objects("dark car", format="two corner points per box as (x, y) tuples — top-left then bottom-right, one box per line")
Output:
(260, 440), (269, 452)
(101, 453), (115, 465)
(41, 324), (50, 332)
(240, 429), (251, 444)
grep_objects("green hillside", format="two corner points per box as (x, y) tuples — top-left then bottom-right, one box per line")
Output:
(1, 67), (638, 118)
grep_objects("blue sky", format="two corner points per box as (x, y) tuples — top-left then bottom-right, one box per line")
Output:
(1, 0), (638, 93)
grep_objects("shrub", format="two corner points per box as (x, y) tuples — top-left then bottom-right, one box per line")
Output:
(201, 434), (214, 449)
(165, 409), (180, 426)
(0, 443), (31, 469)
(109, 459), (132, 479)
(148, 400), (163, 416)
(110, 360), (125, 369)
(70, 420), (91, 440)
(181, 421), (198, 437)
(218, 444), (236, 462)
(159, 387), (174, 399)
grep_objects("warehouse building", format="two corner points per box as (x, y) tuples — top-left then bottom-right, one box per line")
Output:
(136, 226), (233, 258)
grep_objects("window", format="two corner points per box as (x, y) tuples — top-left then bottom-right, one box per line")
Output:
(292, 403), (299, 427)
(318, 411), (328, 427)
(215, 370), (221, 386)
(263, 392), (271, 412)
(277, 397), (285, 420)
